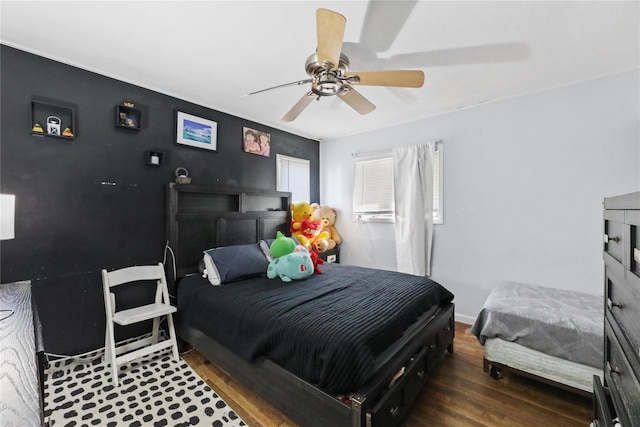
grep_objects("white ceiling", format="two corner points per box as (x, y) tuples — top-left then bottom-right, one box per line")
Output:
(1, 1), (638, 141)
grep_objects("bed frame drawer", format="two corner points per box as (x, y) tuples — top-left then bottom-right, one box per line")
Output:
(437, 313), (454, 351)
(367, 305), (454, 427)
(367, 383), (403, 427)
(404, 345), (430, 406)
(368, 346), (429, 427)
(604, 319), (640, 427)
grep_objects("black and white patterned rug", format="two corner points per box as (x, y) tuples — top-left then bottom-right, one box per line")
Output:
(43, 343), (246, 427)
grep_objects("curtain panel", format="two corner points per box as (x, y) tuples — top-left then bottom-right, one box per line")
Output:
(393, 143), (435, 276)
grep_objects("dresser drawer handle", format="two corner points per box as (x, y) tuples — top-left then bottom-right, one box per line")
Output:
(605, 234), (620, 243)
(444, 325), (451, 331)
(417, 370), (425, 379)
(389, 406), (399, 417)
(607, 298), (624, 310)
(604, 234), (620, 243)
(607, 361), (620, 374)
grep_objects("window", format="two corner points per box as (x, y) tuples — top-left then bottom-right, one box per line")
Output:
(353, 157), (395, 222)
(353, 142), (443, 224)
(277, 154), (310, 203)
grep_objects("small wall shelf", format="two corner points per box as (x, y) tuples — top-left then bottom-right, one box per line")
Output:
(116, 101), (143, 131)
(145, 150), (165, 166)
(30, 97), (77, 140)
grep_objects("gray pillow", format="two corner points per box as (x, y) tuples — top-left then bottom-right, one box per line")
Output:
(203, 242), (269, 285)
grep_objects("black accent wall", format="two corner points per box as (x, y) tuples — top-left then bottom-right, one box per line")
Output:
(0, 45), (319, 355)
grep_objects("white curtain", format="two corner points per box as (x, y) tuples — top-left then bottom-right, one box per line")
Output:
(393, 143), (435, 276)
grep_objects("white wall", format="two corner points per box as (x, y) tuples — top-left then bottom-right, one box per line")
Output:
(320, 69), (640, 324)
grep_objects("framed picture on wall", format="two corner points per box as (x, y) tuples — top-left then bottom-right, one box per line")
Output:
(176, 111), (217, 151)
(243, 127), (270, 157)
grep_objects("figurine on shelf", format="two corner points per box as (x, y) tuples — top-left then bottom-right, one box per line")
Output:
(46, 116), (61, 135)
(125, 116), (138, 128)
(32, 123), (44, 133)
(62, 127), (74, 137)
(119, 112), (138, 128)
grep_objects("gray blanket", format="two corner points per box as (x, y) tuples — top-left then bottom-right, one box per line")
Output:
(470, 282), (603, 368)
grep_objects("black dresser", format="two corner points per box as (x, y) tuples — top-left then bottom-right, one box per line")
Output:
(594, 192), (640, 426)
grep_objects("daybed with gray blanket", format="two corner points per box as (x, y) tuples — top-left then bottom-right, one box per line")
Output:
(471, 281), (603, 394)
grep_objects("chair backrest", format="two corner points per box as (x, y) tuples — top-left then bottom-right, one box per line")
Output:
(103, 264), (166, 288)
(102, 263), (169, 314)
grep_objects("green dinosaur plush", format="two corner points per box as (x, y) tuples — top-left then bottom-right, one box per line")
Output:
(269, 231), (297, 258)
(267, 249), (314, 282)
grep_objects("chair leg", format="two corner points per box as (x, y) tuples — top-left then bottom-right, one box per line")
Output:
(166, 313), (180, 361)
(104, 321), (119, 386)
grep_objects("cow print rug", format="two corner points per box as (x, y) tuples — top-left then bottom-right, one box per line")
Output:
(43, 341), (246, 427)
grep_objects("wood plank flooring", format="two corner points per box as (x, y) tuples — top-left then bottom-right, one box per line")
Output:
(182, 322), (593, 426)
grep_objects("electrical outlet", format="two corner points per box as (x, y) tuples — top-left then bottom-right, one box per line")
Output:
(327, 254), (337, 263)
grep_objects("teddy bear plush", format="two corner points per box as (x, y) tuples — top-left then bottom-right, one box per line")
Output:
(290, 201), (329, 250)
(311, 204), (341, 253)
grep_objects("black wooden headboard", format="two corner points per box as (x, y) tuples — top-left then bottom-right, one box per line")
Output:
(166, 183), (291, 282)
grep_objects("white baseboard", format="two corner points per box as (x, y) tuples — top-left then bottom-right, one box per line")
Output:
(455, 313), (476, 326)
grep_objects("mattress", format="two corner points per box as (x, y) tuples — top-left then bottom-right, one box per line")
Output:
(471, 281), (603, 368)
(177, 262), (454, 393)
(484, 338), (603, 393)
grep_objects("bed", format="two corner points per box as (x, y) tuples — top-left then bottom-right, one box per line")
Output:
(470, 281), (603, 395)
(166, 183), (455, 427)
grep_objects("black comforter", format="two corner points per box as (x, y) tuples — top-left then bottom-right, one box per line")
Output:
(177, 262), (453, 393)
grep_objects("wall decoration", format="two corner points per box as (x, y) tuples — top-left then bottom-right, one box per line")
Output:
(176, 111), (217, 151)
(174, 167), (191, 184)
(145, 150), (165, 166)
(243, 127), (270, 157)
(30, 97), (77, 139)
(116, 101), (142, 130)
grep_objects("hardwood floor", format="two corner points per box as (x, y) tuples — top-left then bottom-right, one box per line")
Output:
(182, 322), (593, 426)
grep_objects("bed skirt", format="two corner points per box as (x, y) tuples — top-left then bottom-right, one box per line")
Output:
(484, 337), (603, 394)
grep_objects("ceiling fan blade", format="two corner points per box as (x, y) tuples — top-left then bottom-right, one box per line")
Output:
(338, 86), (376, 115)
(281, 92), (316, 122)
(316, 8), (346, 70)
(389, 43), (531, 68)
(345, 70), (425, 88)
(244, 78), (313, 96)
(359, 0), (417, 53)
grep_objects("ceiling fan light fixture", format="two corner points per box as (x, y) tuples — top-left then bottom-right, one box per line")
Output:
(312, 73), (344, 96)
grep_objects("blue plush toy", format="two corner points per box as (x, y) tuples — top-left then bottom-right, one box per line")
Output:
(267, 248), (314, 282)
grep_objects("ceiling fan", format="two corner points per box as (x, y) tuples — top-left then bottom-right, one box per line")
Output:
(246, 8), (425, 122)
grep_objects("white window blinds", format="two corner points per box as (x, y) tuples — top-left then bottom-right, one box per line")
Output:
(353, 157), (395, 221)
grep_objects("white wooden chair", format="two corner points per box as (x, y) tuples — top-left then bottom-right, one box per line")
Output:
(102, 263), (179, 386)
